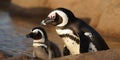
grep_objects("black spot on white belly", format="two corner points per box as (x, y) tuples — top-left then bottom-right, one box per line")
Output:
(59, 34), (80, 44)
(61, 37), (80, 55)
(56, 29), (80, 55)
(89, 48), (92, 50)
(88, 42), (97, 52)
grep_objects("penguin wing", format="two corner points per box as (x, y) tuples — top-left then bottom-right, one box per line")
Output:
(77, 28), (91, 53)
(63, 45), (70, 56)
(77, 23), (109, 50)
(69, 20), (93, 53)
(49, 41), (61, 57)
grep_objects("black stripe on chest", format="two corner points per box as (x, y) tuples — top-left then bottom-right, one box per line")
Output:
(59, 34), (80, 44)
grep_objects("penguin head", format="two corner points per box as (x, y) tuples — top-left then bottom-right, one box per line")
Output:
(41, 8), (76, 27)
(26, 27), (48, 42)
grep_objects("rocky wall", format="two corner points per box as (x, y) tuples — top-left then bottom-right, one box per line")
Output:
(1, 0), (120, 38)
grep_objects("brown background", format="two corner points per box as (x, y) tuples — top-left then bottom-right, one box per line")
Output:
(0, 0), (120, 60)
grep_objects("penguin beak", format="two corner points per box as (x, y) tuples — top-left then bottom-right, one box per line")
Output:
(26, 33), (31, 38)
(41, 20), (47, 25)
(41, 17), (54, 25)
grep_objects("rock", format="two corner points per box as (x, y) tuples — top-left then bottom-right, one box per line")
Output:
(48, 0), (111, 27)
(10, 0), (111, 27)
(0, 0), (11, 10)
(8, 4), (52, 18)
(97, 0), (120, 38)
(0, 1), (120, 60)
(8, 0), (120, 37)
(53, 49), (120, 60)
(0, 50), (12, 60)
(6, 54), (30, 60)
(11, 0), (50, 8)
(0, 50), (6, 59)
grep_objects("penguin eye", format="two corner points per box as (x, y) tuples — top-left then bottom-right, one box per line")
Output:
(31, 31), (42, 39)
(51, 16), (56, 20)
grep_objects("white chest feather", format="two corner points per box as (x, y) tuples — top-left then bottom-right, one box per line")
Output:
(88, 42), (97, 52)
(33, 40), (47, 48)
(63, 37), (80, 54)
(56, 29), (80, 39)
(56, 29), (80, 55)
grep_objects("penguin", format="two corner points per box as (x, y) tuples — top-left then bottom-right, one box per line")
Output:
(41, 8), (109, 56)
(26, 27), (61, 59)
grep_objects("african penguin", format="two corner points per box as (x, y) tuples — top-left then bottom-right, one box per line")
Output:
(41, 8), (109, 56)
(26, 27), (61, 59)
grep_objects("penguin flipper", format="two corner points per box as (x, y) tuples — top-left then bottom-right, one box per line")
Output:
(63, 46), (70, 56)
(78, 24), (109, 50)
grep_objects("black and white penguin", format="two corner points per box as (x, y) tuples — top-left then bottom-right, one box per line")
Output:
(26, 27), (61, 59)
(41, 8), (109, 56)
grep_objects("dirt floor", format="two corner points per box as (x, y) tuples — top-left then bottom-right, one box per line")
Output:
(0, 11), (120, 60)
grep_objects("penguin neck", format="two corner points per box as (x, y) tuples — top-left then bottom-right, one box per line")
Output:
(33, 37), (45, 42)
(56, 23), (70, 29)
(33, 38), (48, 47)
(56, 18), (76, 29)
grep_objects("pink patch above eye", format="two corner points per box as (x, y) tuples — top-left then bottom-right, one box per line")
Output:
(49, 13), (56, 18)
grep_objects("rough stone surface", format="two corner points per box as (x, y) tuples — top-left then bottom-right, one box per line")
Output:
(4, 0), (119, 37)
(53, 49), (120, 60)
(0, 50), (7, 60)
(97, 0), (120, 37)
(48, 0), (111, 27)
(11, 0), (50, 8)
(6, 54), (30, 60)
(0, 0), (11, 10)
(0, 0), (120, 60)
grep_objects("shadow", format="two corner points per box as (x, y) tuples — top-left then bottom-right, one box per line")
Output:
(0, 0), (52, 18)
(0, 0), (11, 10)
(8, 4), (52, 18)
(0, 1), (52, 25)
(1, 1), (90, 25)
(80, 17), (91, 24)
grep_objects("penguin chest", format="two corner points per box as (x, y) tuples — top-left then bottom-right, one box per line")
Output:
(56, 29), (80, 55)
(63, 37), (80, 55)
